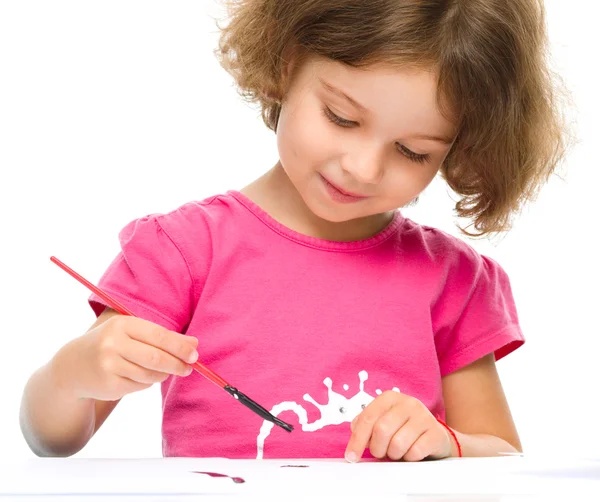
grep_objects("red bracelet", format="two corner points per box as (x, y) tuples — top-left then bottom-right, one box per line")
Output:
(436, 417), (462, 458)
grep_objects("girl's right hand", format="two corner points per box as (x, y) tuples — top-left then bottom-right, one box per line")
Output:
(56, 314), (199, 401)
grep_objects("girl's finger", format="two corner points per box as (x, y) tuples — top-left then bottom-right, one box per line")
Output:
(345, 392), (401, 462)
(115, 357), (176, 385)
(386, 417), (428, 461)
(110, 374), (153, 397)
(368, 404), (410, 459)
(120, 337), (194, 377)
(402, 428), (441, 462)
(121, 317), (198, 364)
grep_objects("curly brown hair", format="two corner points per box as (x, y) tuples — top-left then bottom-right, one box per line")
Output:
(216, 0), (569, 237)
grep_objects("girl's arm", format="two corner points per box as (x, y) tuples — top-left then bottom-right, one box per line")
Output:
(20, 308), (198, 457)
(442, 353), (522, 456)
(19, 309), (122, 457)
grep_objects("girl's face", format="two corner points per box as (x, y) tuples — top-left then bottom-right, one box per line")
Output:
(276, 55), (457, 224)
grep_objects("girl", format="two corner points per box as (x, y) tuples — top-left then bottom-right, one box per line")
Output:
(20, 0), (567, 462)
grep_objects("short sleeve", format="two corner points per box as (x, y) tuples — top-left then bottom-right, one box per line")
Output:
(88, 214), (196, 333)
(432, 246), (524, 377)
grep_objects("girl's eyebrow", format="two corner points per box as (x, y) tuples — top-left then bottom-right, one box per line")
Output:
(407, 132), (454, 145)
(319, 78), (368, 113)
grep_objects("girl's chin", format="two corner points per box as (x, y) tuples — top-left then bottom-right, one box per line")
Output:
(306, 198), (365, 223)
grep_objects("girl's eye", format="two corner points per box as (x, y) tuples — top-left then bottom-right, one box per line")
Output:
(396, 143), (430, 164)
(323, 105), (430, 165)
(322, 106), (356, 128)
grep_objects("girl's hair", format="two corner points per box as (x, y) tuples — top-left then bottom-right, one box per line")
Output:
(216, 0), (569, 237)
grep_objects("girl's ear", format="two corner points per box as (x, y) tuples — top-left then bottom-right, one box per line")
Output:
(281, 45), (297, 80)
(260, 44), (297, 103)
(279, 44), (306, 97)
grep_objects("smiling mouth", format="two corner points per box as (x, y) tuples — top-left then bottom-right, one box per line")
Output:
(320, 174), (370, 202)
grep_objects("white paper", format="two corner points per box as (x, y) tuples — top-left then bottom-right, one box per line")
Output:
(0, 458), (244, 496)
(1, 456), (599, 498)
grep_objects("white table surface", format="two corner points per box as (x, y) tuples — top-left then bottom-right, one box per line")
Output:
(0, 455), (598, 501)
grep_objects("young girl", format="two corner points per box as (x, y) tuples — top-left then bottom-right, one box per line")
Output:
(20, 0), (567, 462)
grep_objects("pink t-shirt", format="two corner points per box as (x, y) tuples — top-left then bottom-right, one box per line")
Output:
(89, 190), (523, 459)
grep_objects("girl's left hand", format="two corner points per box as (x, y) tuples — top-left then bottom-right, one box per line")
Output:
(345, 391), (455, 462)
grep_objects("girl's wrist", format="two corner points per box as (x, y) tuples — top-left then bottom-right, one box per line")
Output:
(436, 417), (463, 458)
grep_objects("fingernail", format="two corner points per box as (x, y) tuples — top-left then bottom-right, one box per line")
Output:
(345, 451), (358, 463)
(188, 351), (198, 363)
(184, 366), (193, 376)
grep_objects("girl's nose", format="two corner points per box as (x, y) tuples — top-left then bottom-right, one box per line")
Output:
(341, 144), (385, 185)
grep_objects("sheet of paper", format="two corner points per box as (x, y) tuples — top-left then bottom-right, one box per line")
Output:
(235, 457), (600, 497)
(1, 456), (599, 497)
(0, 458), (244, 496)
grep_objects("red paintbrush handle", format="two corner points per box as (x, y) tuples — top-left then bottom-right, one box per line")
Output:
(192, 361), (228, 388)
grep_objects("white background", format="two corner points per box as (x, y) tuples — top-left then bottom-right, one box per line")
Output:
(0, 1), (598, 460)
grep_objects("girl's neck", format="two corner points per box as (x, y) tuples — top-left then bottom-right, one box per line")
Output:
(240, 162), (395, 242)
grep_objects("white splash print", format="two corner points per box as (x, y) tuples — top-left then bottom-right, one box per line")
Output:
(256, 370), (400, 459)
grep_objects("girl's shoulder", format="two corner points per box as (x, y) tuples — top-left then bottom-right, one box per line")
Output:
(397, 217), (513, 298)
(143, 190), (246, 240)
(399, 217), (487, 267)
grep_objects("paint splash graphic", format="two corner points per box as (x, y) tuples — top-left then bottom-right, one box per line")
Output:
(256, 370), (399, 459)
